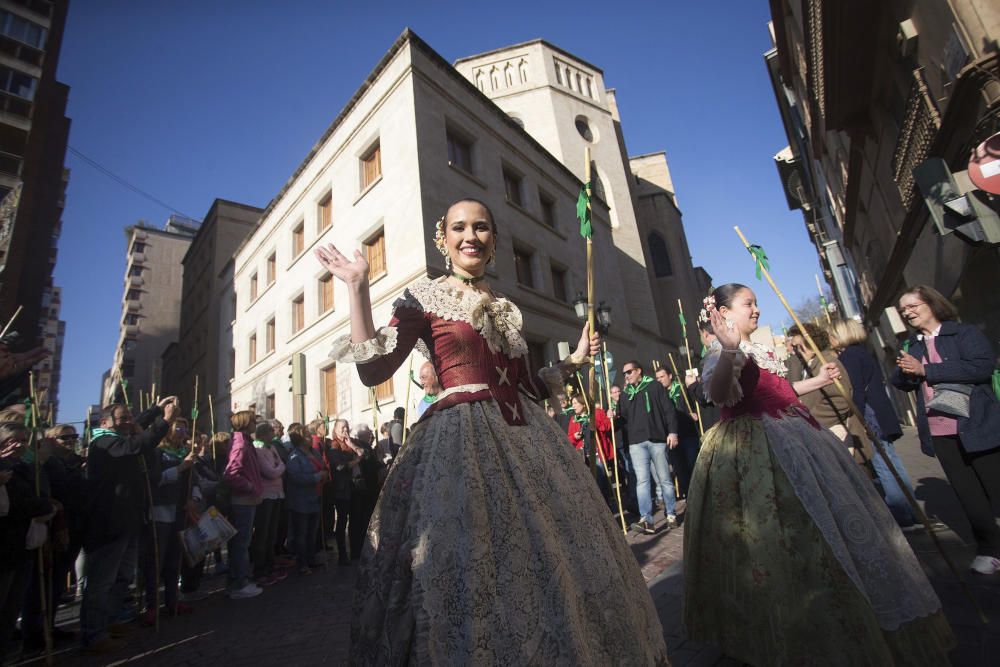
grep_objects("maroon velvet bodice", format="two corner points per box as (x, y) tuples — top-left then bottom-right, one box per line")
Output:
(720, 357), (818, 428)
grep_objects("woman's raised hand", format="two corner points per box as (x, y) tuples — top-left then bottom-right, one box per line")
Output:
(710, 309), (740, 350)
(573, 322), (600, 360)
(315, 243), (369, 288)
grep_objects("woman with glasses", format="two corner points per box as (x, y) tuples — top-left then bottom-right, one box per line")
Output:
(892, 285), (1000, 575)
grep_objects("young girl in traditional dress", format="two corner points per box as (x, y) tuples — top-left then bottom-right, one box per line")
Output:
(683, 283), (954, 665)
(316, 198), (669, 665)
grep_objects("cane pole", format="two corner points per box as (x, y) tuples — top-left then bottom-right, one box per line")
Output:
(734, 225), (987, 624)
(28, 373), (53, 664)
(677, 299), (705, 436)
(600, 340), (628, 535)
(575, 371), (612, 488)
(0, 304), (22, 338)
(401, 352), (415, 449)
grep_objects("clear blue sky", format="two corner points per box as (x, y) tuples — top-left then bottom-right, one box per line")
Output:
(54, 0), (821, 422)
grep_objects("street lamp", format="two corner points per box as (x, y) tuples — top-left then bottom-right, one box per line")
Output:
(573, 292), (588, 321)
(596, 302), (611, 334)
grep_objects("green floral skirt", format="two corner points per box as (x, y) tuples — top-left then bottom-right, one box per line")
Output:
(683, 414), (955, 666)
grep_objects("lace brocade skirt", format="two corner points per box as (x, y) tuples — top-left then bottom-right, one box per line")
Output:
(350, 398), (669, 666)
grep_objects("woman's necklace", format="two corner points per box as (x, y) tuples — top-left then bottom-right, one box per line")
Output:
(449, 270), (486, 286)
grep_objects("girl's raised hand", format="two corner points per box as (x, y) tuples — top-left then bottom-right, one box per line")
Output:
(315, 243), (369, 287)
(710, 309), (740, 350)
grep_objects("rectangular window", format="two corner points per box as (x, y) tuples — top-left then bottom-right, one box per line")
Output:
(539, 193), (556, 228)
(129, 265), (143, 277)
(248, 333), (257, 365)
(550, 264), (567, 302)
(514, 246), (534, 287)
(446, 130), (472, 172)
(361, 143), (382, 189)
(229, 348), (236, 379)
(250, 273), (258, 301)
(318, 193), (332, 232)
(292, 222), (305, 257)
(319, 273), (334, 313)
(265, 393), (275, 420)
(292, 295), (305, 334)
(322, 366), (337, 417)
(126, 289), (140, 300)
(0, 65), (37, 100)
(375, 377), (394, 402)
(0, 11), (46, 48)
(266, 253), (276, 284)
(265, 318), (275, 353)
(124, 314), (139, 326)
(503, 167), (523, 206)
(132, 241), (146, 254)
(365, 230), (387, 280)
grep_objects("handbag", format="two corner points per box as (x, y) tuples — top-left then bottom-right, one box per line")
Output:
(926, 383), (973, 418)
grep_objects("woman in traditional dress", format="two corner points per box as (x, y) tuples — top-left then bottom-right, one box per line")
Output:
(316, 198), (668, 665)
(683, 283), (954, 666)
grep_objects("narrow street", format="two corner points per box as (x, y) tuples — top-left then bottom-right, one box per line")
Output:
(20, 427), (999, 666)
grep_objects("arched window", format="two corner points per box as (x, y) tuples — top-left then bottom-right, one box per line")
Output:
(504, 64), (514, 86)
(648, 232), (673, 277)
(518, 59), (529, 83)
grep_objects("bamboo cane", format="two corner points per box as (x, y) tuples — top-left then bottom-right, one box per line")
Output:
(28, 373), (53, 664)
(400, 353), (415, 449)
(677, 300), (706, 436)
(599, 340), (628, 535)
(208, 394), (216, 463)
(575, 370), (612, 486)
(0, 304), (22, 338)
(584, 148), (597, 410)
(734, 225), (987, 624)
(140, 454), (160, 631)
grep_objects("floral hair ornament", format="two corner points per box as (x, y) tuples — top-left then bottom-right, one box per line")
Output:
(697, 294), (716, 324)
(433, 216), (451, 269)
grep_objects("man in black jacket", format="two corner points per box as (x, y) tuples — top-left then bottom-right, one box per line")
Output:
(655, 367), (700, 499)
(618, 361), (679, 535)
(80, 397), (177, 654)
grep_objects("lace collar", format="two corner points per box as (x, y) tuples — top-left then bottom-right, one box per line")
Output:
(396, 277), (529, 358)
(738, 340), (788, 378)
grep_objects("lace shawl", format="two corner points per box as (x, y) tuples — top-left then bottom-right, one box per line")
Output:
(331, 277), (529, 363)
(701, 339), (787, 407)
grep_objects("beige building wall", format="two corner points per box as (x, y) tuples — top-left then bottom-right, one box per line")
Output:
(104, 218), (196, 405)
(229, 30), (704, 428)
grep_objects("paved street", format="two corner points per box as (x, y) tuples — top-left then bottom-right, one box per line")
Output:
(15, 427), (999, 666)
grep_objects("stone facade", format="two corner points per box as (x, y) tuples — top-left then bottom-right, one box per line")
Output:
(766, 0), (1000, 388)
(103, 216), (198, 406)
(229, 30), (709, 427)
(161, 199), (261, 431)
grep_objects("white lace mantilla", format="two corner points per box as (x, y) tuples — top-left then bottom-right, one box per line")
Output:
(702, 339), (787, 407)
(394, 277), (529, 359)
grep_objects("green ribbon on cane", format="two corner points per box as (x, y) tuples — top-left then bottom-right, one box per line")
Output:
(747, 244), (769, 280)
(576, 183), (592, 239)
(667, 380), (682, 406)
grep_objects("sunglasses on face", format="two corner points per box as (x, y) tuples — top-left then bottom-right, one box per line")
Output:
(623, 368), (638, 376)
(56, 434), (78, 441)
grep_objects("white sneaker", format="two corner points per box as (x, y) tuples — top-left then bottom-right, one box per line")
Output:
(228, 583), (262, 599)
(969, 556), (1000, 575)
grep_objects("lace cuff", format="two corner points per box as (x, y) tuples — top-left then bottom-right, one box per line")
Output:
(537, 352), (589, 399)
(701, 347), (746, 407)
(329, 326), (399, 363)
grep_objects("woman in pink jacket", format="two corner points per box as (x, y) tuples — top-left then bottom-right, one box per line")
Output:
(223, 410), (263, 599)
(250, 421), (286, 585)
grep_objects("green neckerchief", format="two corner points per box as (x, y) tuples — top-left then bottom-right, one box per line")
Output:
(667, 380), (682, 405)
(422, 394), (437, 404)
(572, 413), (590, 426)
(624, 376), (654, 412)
(160, 446), (187, 460)
(90, 428), (119, 440)
(253, 439), (268, 449)
(560, 406), (574, 416)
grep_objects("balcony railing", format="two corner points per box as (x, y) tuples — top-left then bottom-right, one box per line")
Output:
(892, 69), (940, 211)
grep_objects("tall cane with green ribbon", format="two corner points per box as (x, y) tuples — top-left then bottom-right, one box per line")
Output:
(816, 274), (832, 324)
(733, 225), (986, 624)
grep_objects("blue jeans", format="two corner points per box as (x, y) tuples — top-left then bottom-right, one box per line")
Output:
(288, 510), (319, 568)
(871, 441), (917, 526)
(228, 504), (257, 589)
(80, 535), (138, 646)
(629, 440), (676, 523)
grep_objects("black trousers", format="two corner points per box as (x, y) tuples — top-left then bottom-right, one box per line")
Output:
(334, 499), (351, 561)
(932, 434), (1000, 557)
